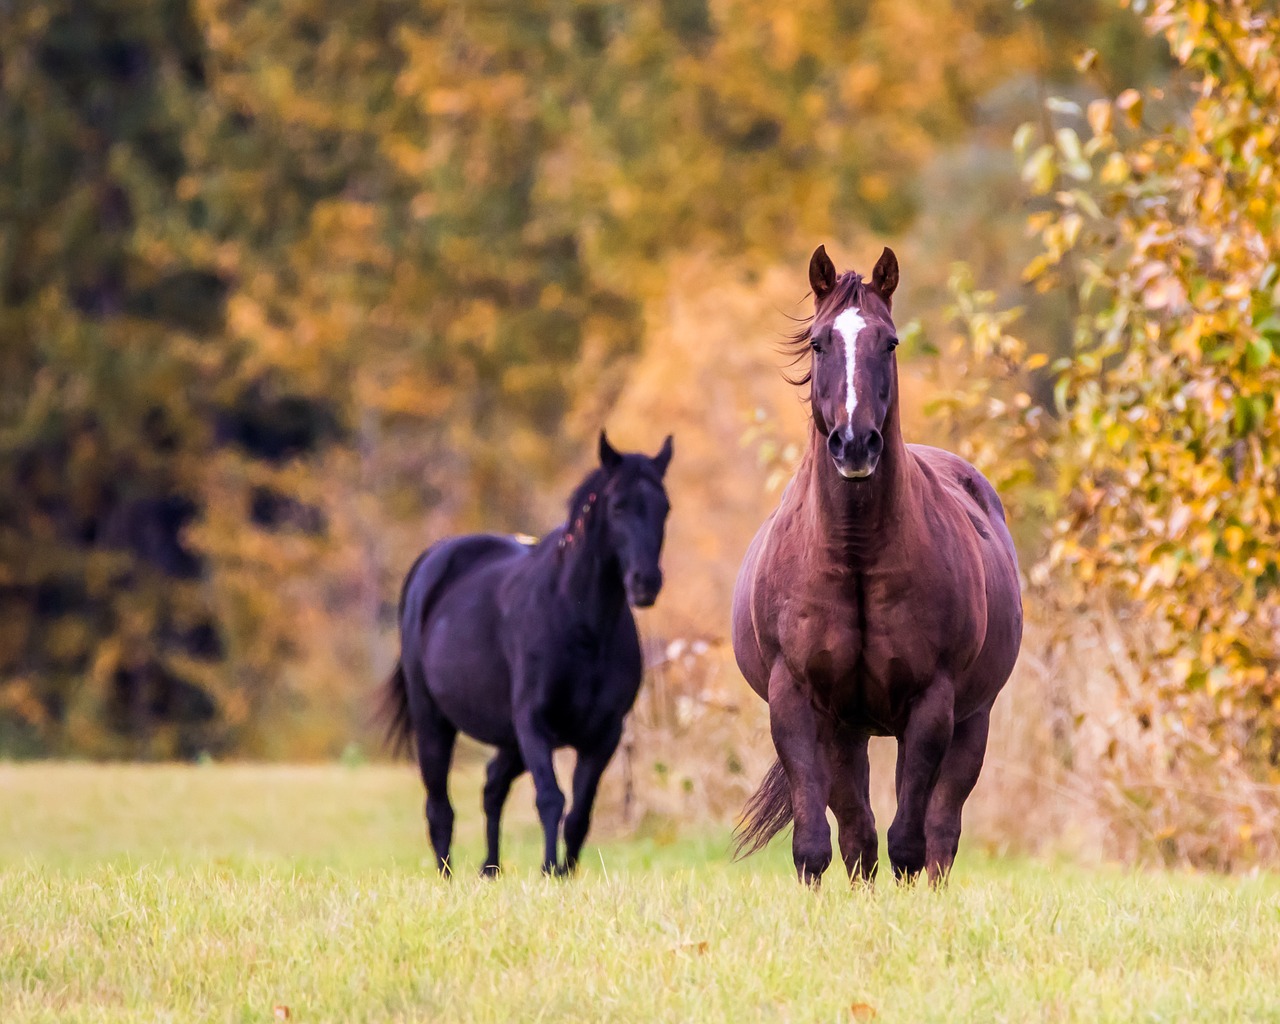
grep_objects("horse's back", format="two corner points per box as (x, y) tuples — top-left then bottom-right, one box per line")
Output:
(910, 445), (1015, 559)
(402, 533), (532, 746)
(909, 445), (1023, 703)
(731, 509), (779, 701)
(400, 534), (528, 641)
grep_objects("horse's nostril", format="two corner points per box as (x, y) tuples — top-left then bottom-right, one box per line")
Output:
(627, 571), (662, 595)
(827, 430), (844, 458)
(867, 430), (884, 457)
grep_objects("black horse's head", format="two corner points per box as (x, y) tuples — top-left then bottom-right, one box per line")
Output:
(803, 245), (900, 480)
(576, 431), (673, 608)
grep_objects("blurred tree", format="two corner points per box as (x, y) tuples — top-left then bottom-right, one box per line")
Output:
(0, 0), (236, 756)
(0, 0), (1152, 756)
(933, 1), (1280, 862)
(1026, 0), (1280, 770)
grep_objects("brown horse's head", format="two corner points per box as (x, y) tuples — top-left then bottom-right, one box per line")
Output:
(801, 245), (900, 480)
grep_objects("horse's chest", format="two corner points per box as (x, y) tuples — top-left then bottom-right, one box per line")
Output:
(777, 584), (934, 729)
(542, 641), (626, 738)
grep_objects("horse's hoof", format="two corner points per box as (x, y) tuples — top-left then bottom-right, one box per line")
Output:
(480, 864), (500, 879)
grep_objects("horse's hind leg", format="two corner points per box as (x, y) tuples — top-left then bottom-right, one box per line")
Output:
(481, 746), (524, 877)
(923, 709), (990, 884)
(769, 664), (832, 886)
(827, 727), (877, 884)
(887, 680), (954, 883)
(414, 704), (458, 876)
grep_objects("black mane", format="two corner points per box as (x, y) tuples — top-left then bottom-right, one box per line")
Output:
(564, 457), (664, 531)
(565, 466), (610, 525)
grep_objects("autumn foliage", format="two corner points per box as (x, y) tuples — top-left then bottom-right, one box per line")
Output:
(934, 0), (1280, 865)
(2, 0), (1132, 758)
(5, 0), (1277, 870)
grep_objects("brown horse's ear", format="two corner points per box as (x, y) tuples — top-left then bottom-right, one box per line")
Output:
(599, 430), (623, 471)
(809, 245), (837, 302)
(652, 434), (674, 477)
(871, 246), (899, 304)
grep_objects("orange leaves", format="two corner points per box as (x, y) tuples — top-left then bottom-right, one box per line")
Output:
(1087, 98), (1113, 138)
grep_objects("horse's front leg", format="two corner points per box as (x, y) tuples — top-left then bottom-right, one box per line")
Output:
(768, 662), (833, 886)
(513, 697), (566, 876)
(887, 678), (954, 883)
(827, 725), (877, 884)
(562, 724), (623, 873)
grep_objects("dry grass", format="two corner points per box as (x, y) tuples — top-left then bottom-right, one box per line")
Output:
(5, 763), (1280, 1024)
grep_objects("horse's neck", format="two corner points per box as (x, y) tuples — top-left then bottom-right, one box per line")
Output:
(803, 413), (917, 564)
(556, 528), (625, 632)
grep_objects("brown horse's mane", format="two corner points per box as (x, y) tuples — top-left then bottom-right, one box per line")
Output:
(780, 271), (867, 387)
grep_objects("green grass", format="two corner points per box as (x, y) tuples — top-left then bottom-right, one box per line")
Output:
(2, 763), (1278, 1023)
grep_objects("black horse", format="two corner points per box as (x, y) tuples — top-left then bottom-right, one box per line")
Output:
(381, 432), (673, 876)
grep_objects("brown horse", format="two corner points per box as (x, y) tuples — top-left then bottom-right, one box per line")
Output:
(731, 246), (1022, 886)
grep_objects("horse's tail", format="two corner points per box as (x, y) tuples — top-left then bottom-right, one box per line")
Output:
(377, 659), (414, 759)
(373, 545), (437, 759)
(731, 760), (793, 859)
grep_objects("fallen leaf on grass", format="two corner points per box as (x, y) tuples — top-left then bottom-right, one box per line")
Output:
(273, 1006), (291, 1021)
(851, 1002), (878, 1020)
(673, 940), (709, 955)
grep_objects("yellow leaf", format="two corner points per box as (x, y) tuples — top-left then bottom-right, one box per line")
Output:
(1087, 98), (1112, 137)
(1115, 88), (1144, 127)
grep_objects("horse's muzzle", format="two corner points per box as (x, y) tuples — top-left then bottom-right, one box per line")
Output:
(828, 426), (882, 480)
(625, 569), (663, 608)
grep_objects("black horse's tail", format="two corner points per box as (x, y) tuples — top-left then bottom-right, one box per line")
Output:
(731, 760), (793, 859)
(374, 546), (435, 759)
(377, 660), (414, 758)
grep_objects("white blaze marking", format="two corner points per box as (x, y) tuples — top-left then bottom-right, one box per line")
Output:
(833, 307), (867, 419)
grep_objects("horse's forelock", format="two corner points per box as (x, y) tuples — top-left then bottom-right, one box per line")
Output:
(561, 459), (666, 548)
(781, 271), (869, 387)
(566, 458), (666, 519)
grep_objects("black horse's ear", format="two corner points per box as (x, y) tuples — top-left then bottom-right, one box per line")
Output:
(871, 246), (899, 305)
(599, 430), (623, 471)
(809, 245), (837, 302)
(652, 434), (674, 476)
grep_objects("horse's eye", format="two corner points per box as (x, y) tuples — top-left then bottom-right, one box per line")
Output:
(887, 336), (900, 352)
(809, 336), (821, 352)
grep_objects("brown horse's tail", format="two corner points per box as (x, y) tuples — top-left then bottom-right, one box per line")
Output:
(376, 660), (414, 758)
(732, 760), (793, 859)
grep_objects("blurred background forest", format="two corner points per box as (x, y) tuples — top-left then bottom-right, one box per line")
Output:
(3, 0), (1278, 868)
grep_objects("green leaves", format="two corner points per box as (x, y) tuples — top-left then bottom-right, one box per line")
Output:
(1245, 336), (1273, 371)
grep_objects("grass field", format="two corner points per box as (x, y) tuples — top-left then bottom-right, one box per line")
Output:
(2, 762), (1278, 1023)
